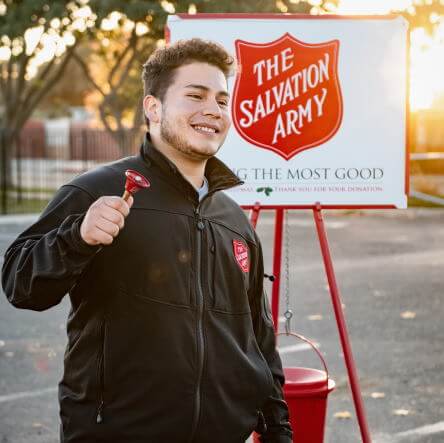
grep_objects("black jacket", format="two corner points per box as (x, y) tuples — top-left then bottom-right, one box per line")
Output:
(2, 137), (292, 443)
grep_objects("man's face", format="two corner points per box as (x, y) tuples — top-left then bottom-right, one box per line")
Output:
(158, 62), (231, 161)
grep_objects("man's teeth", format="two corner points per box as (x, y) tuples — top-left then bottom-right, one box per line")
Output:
(194, 125), (216, 133)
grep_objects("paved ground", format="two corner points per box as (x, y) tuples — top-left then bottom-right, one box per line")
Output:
(0, 208), (443, 443)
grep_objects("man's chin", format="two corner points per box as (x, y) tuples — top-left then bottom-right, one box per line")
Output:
(186, 144), (220, 161)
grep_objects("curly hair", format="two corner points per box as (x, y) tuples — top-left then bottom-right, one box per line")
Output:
(142, 38), (235, 103)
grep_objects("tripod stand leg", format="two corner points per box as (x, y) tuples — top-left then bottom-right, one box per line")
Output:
(270, 208), (284, 332)
(313, 203), (372, 443)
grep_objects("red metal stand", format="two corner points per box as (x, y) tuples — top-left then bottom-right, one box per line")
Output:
(312, 203), (371, 443)
(248, 203), (372, 442)
(250, 201), (261, 229)
(271, 208), (284, 331)
(249, 205), (282, 330)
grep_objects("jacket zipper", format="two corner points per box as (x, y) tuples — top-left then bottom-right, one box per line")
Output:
(188, 204), (206, 442)
(96, 318), (106, 424)
(188, 187), (239, 441)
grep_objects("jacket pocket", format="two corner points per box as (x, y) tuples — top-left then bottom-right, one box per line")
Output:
(117, 211), (193, 308)
(252, 329), (275, 395)
(208, 223), (252, 313)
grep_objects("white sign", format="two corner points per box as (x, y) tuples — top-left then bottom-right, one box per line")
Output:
(167, 14), (409, 208)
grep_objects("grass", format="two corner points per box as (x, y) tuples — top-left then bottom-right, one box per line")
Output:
(407, 196), (444, 208)
(7, 185), (56, 194)
(0, 186), (55, 214)
(0, 192), (442, 215)
(0, 194), (50, 214)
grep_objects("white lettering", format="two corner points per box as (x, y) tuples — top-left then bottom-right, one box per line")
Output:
(239, 100), (254, 128)
(282, 80), (295, 106)
(298, 100), (312, 127)
(286, 110), (301, 136)
(253, 60), (266, 86)
(281, 47), (294, 72)
(319, 53), (330, 82)
(271, 82), (285, 108)
(267, 54), (280, 81)
(272, 113), (286, 144)
(313, 88), (328, 117)
(253, 95), (266, 122)
(307, 64), (319, 89)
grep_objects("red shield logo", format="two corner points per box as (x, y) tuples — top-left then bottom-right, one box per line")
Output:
(233, 240), (250, 273)
(232, 33), (343, 160)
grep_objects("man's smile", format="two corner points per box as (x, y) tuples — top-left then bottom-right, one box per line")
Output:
(190, 123), (220, 135)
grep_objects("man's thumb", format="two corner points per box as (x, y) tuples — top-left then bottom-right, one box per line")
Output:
(127, 195), (134, 209)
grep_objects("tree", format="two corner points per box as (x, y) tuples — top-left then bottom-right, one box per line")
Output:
(0, 0), (95, 201)
(71, 1), (196, 152)
(72, 12), (158, 152)
(0, 1), (193, 186)
(74, 0), (337, 150)
(37, 53), (92, 116)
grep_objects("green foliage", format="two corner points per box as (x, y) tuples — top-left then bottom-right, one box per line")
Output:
(191, 0), (337, 14)
(91, 1), (162, 23)
(256, 186), (273, 196)
(0, 1), (73, 38)
(0, 1), (91, 135)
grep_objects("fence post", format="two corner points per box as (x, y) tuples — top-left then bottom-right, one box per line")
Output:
(82, 128), (87, 171)
(15, 132), (22, 203)
(1, 128), (7, 214)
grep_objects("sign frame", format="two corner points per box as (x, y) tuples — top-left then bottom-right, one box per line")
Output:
(166, 13), (411, 210)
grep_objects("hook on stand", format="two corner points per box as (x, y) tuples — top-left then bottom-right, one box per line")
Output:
(284, 309), (293, 335)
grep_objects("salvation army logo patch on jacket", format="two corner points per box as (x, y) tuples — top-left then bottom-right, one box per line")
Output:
(233, 239), (250, 273)
(232, 33), (343, 160)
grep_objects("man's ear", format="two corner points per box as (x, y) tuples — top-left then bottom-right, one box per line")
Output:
(143, 95), (161, 124)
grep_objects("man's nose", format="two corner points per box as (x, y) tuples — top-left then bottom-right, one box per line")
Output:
(202, 98), (223, 117)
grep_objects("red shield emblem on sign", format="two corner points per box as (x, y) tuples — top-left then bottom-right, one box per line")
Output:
(232, 33), (343, 160)
(233, 240), (250, 273)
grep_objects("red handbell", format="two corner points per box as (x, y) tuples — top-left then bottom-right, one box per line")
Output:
(122, 169), (150, 201)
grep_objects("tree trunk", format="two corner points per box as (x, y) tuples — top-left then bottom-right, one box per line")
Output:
(0, 128), (17, 214)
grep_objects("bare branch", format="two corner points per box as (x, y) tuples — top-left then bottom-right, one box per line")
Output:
(113, 49), (138, 92)
(0, 62), (7, 103)
(13, 51), (31, 109)
(108, 28), (138, 86)
(112, 116), (129, 154)
(99, 96), (130, 154)
(2, 29), (48, 127)
(99, 102), (112, 131)
(132, 96), (144, 128)
(19, 56), (58, 116)
(72, 51), (107, 97)
(4, 56), (14, 112)
(12, 44), (78, 133)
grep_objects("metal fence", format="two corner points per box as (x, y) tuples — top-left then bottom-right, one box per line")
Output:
(1, 125), (443, 214)
(0, 127), (145, 214)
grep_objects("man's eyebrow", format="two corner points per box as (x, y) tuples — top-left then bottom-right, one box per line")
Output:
(184, 84), (230, 97)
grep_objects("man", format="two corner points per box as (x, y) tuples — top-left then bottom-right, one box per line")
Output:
(2, 38), (292, 443)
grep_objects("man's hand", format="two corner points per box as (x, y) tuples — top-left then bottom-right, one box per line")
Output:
(80, 196), (134, 246)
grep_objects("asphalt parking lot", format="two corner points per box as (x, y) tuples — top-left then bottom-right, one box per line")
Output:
(0, 208), (443, 443)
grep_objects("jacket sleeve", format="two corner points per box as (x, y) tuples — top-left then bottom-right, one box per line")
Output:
(249, 233), (293, 443)
(1, 185), (101, 311)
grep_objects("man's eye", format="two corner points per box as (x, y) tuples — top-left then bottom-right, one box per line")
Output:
(218, 101), (228, 107)
(188, 94), (202, 99)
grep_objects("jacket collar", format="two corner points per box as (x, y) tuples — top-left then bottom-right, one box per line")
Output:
(140, 133), (243, 198)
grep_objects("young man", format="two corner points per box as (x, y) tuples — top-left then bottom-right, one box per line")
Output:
(2, 39), (292, 443)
